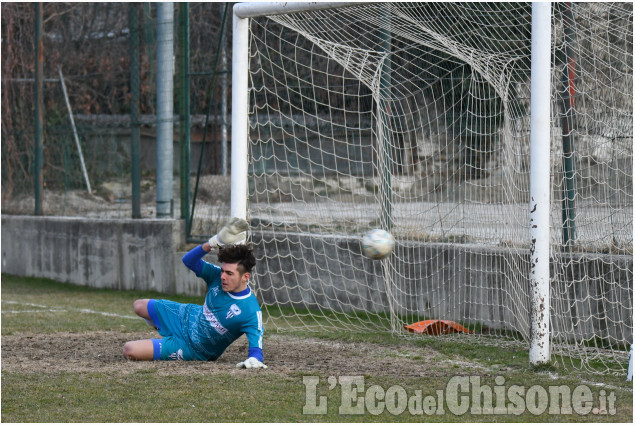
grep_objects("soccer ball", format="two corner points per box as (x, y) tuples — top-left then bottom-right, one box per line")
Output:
(361, 228), (395, 260)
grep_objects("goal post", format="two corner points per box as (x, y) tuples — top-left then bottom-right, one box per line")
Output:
(529, 1), (552, 366)
(231, 8), (249, 220)
(231, 2), (633, 374)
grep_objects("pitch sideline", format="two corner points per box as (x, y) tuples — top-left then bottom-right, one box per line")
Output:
(1, 299), (138, 320)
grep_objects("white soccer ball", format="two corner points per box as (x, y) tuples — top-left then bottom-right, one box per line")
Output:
(361, 228), (395, 260)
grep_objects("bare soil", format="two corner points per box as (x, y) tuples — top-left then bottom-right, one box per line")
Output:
(1, 331), (445, 378)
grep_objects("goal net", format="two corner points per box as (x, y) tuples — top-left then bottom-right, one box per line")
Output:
(243, 2), (632, 374)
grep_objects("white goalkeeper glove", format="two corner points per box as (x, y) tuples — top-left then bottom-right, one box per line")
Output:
(208, 217), (249, 249)
(236, 357), (267, 369)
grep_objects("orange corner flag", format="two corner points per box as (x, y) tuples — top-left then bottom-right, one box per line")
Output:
(404, 320), (472, 336)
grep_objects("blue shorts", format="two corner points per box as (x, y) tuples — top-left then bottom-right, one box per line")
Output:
(150, 337), (201, 361)
(148, 299), (206, 361)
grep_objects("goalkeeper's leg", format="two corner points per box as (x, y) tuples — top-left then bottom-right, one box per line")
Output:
(133, 299), (160, 330)
(133, 299), (151, 320)
(123, 299), (161, 360)
(123, 339), (156, 360)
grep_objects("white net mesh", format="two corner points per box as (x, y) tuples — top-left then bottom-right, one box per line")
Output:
(245, 2), (632, 374)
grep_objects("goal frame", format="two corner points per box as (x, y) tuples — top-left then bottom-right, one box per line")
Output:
(231, 1), (553, 366)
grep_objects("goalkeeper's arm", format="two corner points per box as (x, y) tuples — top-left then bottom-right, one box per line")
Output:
(236, 313), (266, 369)
(182, 244), (207, 276)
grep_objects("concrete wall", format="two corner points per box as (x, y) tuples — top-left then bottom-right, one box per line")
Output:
(251, 231), (632, 343)
(2, 215), (631, 343)
(1, 215), (202, 295)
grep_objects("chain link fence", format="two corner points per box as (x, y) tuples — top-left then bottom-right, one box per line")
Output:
(2, 3), (231, 238)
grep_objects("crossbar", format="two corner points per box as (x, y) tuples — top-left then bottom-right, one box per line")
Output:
(234, 2), (364, 18)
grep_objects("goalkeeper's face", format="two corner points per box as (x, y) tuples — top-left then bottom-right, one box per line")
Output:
(220, 262), (250, 293)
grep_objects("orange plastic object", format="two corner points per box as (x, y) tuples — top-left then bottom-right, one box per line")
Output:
(404, 320), (473, 335)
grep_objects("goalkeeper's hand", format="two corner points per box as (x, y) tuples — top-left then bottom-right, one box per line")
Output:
(208, 217), (249, 249)
(236, 357), (267, 369)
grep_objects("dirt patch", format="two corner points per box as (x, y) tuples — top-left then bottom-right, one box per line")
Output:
(1, 331), (444, 378)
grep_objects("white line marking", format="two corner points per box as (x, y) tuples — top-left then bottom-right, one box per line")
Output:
(2, 300), (63, 309)
(547, 371), (633, 392)
(77, 308), (138, 319)
(2, 310), (67, 314)
(1, 300), (139, 320)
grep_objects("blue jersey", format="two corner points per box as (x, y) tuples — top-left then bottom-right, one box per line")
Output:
(194, 261), (263, 360)
(161, 245), (264, 361)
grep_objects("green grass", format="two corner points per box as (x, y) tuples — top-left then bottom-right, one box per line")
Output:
(1, 372), (305, 422)
(2, 274), (633, 422)
(1, 275), (202, 335)
(5, 369), (630, 423)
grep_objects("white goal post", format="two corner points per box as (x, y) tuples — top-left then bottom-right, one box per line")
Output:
(231, 2), (633, 374)
(528, 1), (551, 367)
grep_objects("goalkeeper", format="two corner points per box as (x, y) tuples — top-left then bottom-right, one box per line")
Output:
(122, 218), (266, 369)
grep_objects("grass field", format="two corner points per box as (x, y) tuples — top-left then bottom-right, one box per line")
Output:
(1, 273), (632, 422)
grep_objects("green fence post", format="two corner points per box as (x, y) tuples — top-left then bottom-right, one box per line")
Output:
(179, 3), (191, 223)
(130, 3), (141, 218)
(34, 3), (43, 215)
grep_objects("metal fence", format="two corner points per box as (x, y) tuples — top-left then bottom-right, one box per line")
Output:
(1, 3), (231, 239)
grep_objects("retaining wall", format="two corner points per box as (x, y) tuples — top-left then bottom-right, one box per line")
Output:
(1, 215), (631, 342)
(1, 215), (204, 296)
